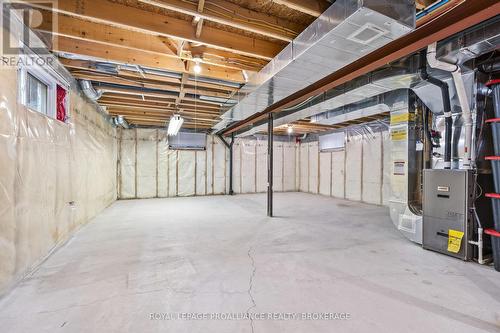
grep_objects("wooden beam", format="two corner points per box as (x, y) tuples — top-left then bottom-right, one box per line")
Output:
(38, 12), (261, 71)
(272, 0), (330, 17)
(101, 101), (220, 115)
(101, 98), (220, 115)
(60, 58), (240, 92)
(176, 73), (189, 104)
(106, 107), (218, 118)
(108, 110), (218, 122)
(99, 86), (224, 107)
(126, 119), (211, 129)
(70, 71), (232, 99)
(194, 0), (205, 38)
(52, 35), (245, 82)
(100, 93), (222, 111)
(139, 0), (299, 42)
(29, 0), (283, 59)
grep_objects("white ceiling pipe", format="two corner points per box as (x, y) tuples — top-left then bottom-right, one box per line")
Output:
(427, 42), (473, 169)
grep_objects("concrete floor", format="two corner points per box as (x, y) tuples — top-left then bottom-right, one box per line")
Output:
(1, 193), (499, 333)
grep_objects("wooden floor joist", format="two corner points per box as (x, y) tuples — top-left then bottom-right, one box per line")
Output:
(30, 0), (283, 60)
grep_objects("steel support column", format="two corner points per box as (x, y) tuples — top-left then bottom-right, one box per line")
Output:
(228, 133), (234, 195)
(216, 133), (235, 195)
(267, 113), (273, 217)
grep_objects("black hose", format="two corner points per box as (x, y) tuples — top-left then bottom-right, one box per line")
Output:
(419, 50), (452, 168)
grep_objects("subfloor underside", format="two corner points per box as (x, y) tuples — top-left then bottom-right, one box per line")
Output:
(1, 193), (499, 332)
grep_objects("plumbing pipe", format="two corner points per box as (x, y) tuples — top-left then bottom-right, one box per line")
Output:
(420, 50), (452, 169)
(452, 115), (463, 169)
(469, 227), (488, 265)
(427, 42), (473, 169)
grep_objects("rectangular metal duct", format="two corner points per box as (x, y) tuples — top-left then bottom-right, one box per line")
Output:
(216, 0), (415, 129)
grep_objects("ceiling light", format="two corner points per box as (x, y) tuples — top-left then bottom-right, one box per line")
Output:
(193, 57), (202, 74)
(287, 125), (293, 134)
(167, 114), (184, 136)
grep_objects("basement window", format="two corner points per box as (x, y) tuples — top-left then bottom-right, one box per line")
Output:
(26, 73), (48, 115)
(19, 55), (70, 122)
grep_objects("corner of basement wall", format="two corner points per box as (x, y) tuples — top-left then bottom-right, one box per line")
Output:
(296, 130), (390, 207)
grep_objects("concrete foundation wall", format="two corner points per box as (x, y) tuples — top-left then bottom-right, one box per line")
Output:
(0, 66), (117, 296)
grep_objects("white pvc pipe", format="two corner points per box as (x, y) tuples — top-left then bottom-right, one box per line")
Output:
(427, 42), (473, 169)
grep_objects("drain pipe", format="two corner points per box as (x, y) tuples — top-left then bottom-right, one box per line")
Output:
(420, 50), (452, 169)
(427, 42), (473, 169)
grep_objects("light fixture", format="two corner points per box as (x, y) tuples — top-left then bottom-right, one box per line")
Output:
(167, 114), (184, 136)
(287, 124), (293, 134)
(193, 57), (202, 74)
(242, 70), (249, 82)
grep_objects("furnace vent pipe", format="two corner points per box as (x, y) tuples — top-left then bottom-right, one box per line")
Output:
(427, 42), (473, 169)
(419, 50), (452, 169)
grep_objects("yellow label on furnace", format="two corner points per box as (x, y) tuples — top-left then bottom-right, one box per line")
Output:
(390, 113), (415, 125)
(447, 229), (464, 253)
(391, 129), (407, 141)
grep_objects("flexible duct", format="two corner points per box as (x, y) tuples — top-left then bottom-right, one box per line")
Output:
(79, 80), (103, 101)
(419, 50), (452, 169)
(114, 115), (129, 129)
(427, 42), (473, 169)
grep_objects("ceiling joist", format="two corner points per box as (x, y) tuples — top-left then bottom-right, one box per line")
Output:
(51, 35), (245, 82)
(138, 0), (301, 41)
(60, 58), (240, 93)
(272, 0), (330, 17)
(29, 0), (283, 60)
(37, 13), (264, 72)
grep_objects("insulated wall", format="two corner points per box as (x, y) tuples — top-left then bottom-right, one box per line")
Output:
(118, 134), (298, 198)
(119, 131), (224, 198)
(233, 138), (297, 194)
(298, 129), (390, 206)
(0, 65), (117, 296)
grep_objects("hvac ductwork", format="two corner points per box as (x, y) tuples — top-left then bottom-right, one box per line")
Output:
(79, 80), (102, 101)
(215, 0), (415, 129)
(113, 115), (130, 129)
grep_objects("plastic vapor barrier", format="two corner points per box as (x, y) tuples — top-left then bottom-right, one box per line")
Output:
(117, 133), (299, 199)
(298, 120), (391, 207)
(119, 130), (224, 198)
(234, 137), (297, 194)
(0, 63), (117, 295)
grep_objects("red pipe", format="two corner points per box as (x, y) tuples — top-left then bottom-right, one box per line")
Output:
(486, 193), (500, 199)
(485, 229), (500, 238)
(486, 156), (500, 161)
(486, 118), (500, 123)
